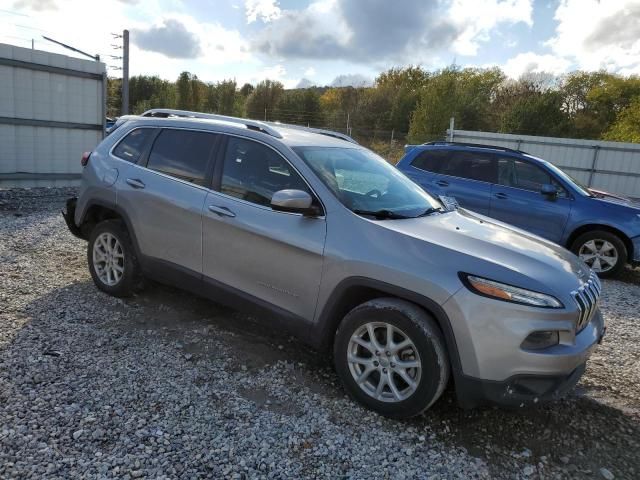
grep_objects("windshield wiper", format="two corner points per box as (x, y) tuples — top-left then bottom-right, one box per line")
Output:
(416, 207), (443, 217)
(353, 209), (410, 220)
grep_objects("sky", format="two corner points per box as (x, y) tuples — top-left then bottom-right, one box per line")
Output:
(1, 0), (640, 88)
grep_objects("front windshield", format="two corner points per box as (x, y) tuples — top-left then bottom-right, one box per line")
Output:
(293, 146), (442, 218)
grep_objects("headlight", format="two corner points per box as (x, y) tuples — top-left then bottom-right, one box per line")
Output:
(461, 274), (563, 308)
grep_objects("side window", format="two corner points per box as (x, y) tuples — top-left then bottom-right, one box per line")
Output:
(513, 160), (552, 192)
(112, 128), (155, 163)
(220, 137), (310, 207)
(441, 151), (497, 183)
(411, 150), (448, 173)
(146, 129), (217, 185)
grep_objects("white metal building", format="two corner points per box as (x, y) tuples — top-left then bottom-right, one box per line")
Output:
(0, 43), (106, 187)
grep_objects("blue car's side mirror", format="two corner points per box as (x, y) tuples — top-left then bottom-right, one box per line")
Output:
(540, 184), (558, 197)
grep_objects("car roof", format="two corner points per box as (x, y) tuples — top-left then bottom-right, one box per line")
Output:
(124, 109), (359, 149)
(420, 141), (528, 156)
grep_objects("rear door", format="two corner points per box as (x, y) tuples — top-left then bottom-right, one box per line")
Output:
(403, 149), (447, 198)
(432, 150), (497, 214)
(489, 157), (572, 242)
(116, 128), (219, 273)
(202, 135), (326, 321)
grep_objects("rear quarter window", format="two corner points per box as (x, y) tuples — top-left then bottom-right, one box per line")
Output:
(112, 128), (155, 163)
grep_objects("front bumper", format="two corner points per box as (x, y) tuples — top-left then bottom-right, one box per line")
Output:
(62, 197), (85, 239)
(632, 235), (640, 263)
(456, 363), (587, 408)
(443, 286), (605, 408)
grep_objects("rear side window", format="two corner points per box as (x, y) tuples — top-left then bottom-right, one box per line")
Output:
(112, 128), (155, 163)
(411, 150), (449, 173)
(440, 151), (498, 183)
(146, 129), (217, 185)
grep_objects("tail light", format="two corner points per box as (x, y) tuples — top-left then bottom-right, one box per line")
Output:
(81, 151), (92, 167)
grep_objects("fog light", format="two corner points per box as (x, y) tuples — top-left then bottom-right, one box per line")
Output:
(521, 331), (559, 350)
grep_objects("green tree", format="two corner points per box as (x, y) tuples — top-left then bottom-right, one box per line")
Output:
(245, 80), (284, 120)
(408, 67), (504, 142)
(176, 71), (195, 110)
(603, 97), (640, 143)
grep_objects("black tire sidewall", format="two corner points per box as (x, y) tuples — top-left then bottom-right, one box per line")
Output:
(87, 220), (137, 297)
(571, 230), (627, 278)
(334, 301), (448, 418)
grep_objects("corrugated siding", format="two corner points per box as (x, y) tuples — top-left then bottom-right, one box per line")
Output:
(450, 130), (640, 197)
(0, 43), (105, 185)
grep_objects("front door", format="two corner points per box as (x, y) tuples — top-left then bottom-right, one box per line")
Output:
(489, 157), (572, 242)
(202, 135), (326, 321)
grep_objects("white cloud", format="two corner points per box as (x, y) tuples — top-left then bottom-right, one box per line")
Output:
(245, 0), (281, 24)
(546, 0), (640, 74)
(503, 52), (571, 78)
(304, 66), (317, 77)
(448, 0), (533, 56)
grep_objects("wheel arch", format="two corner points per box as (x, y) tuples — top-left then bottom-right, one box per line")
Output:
(315, 277), (463, 377)
(79, 200), (142, 259)
(566, 223), (633, 262)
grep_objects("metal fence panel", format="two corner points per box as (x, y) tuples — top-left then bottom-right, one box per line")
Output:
(449, 130), (640, 197)
(0, 43), (106, 187)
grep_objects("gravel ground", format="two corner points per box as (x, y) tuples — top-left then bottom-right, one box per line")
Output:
(1, 187), (639, 479)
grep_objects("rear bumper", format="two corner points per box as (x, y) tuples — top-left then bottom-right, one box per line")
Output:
(62, 197), (85, 239)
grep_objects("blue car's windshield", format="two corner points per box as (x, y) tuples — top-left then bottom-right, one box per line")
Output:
(293, 146), (442, 218)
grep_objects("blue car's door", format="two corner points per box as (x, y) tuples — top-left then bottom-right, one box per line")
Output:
(489, 157), (572, 242)
(404, 149), (497, 215)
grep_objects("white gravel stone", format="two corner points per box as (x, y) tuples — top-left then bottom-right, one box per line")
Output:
(1, 187), (638, 479)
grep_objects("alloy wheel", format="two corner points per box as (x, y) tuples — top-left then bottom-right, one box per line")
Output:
(92, 232), (125, 286)
(347, 322), (422, 403)
(578, 239), (618, 273)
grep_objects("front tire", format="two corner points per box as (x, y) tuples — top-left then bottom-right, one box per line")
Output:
(87, 220), (141, 297)
(571, 230), (627, 279)
(333, 298), (450, 418)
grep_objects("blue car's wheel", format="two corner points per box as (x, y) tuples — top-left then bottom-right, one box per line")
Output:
(571, 230), (627, 278)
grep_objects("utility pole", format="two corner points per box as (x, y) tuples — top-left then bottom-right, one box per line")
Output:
(122, 29), (129, 115)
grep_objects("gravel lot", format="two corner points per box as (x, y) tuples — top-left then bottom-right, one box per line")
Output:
(1, 187), (639, 479)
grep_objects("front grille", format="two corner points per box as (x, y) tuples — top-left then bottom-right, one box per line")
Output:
(571, 272), (601, 332)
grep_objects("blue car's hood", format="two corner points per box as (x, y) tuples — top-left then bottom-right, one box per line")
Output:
(589, 189), (640, 210)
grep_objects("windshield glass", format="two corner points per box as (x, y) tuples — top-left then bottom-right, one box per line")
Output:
(293, 146), (442, 218)
(525, 154), (592, 196)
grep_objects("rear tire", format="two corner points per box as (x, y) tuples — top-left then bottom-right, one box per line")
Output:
(333, 298), (450, 418)
(87, 220), (141, 297)
(570, 230), (627, 279)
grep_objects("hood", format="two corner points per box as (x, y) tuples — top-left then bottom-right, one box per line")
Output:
(589, 189), (640, 209)
(378, 209), (590, 297)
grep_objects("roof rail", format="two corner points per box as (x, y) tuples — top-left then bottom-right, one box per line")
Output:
(140, 108), (283, 139)
(265, 121), (359, 144)
(424, 141), (527, 154)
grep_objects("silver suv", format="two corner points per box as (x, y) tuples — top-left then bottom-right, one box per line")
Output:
(63, 109), (605, 418)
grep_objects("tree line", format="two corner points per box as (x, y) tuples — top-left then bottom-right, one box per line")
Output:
(107, 66), (640, 156)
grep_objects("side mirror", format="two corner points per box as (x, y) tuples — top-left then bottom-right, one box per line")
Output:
(540, 184), (558, 197)
(271, 189), (319, 216)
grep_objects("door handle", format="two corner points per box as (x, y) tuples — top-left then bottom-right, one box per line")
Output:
(126, 178), (145, 189)
(494, 192), (508, 200)
(208, 205), (236, 218)
(435, 180), (449, 187)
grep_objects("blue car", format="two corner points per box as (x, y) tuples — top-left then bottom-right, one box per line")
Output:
(397, 142), (640, 278)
